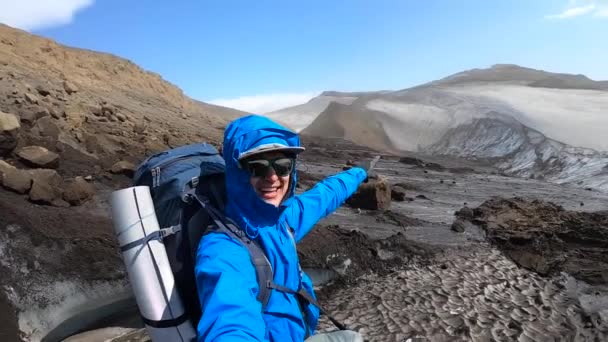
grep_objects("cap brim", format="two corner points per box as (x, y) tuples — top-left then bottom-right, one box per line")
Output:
(238, 143), (305, 161)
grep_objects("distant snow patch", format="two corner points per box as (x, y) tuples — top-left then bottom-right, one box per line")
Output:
(208, 92), (318, 114)
(445, 85), (608, 151)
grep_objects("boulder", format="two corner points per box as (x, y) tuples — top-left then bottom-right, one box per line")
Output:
(19, 110), (38, 125)
(49, 108), (62, 119)
(116, 113), (127, 122)
(17, 146), (60, 168)
(0, 159), (16, 178)
(35, 84), (51, 97)
(101, 104), (115, 116)
(110, 161), (135, 177)
(133, 122), (147, 134)
(35, 117), (60, 139)
(451, 219), (466, 233)
(29, 168), (63, 186)
(0, 159), (15, 185)
(63, 80), (79, 94)
(36, 107), (51, 119)
(2, 168), (32, 194)
(29, 170), (63, 205)
(346, 179), (391, 210)
(0, 111), (20, 155)
(64, 102), (87, 129)
(391, 186), (406, 201)
(24, 92), (39, 104)
(86, 104), (103, 117)
(63, 176), (96, 205)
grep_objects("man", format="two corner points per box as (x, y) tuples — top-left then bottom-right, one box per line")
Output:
(195, 115), (375, 341)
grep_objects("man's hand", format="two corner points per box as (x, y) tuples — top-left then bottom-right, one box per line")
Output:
(354, 155), (380, 173)
(352, 155), (380, 182)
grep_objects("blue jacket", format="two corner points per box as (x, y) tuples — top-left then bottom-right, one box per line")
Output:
(195, 115), (367, 341)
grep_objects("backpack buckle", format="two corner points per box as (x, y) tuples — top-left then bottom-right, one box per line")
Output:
(191, 176), (199, 188)
(159, 225), (182, 238)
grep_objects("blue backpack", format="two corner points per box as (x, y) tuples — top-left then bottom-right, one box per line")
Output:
(133, 143), (346, 333)
(132, 143), (273, 327)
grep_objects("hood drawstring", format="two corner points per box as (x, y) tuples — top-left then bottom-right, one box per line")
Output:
(243, 216), (260, 240)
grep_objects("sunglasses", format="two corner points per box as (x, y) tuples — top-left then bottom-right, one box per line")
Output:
(242, 157), (295, 177)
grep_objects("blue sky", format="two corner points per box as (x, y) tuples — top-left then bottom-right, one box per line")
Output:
(1, 0), (607, 112)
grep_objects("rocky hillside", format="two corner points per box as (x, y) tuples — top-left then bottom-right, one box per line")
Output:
(0, 24), (245, 159)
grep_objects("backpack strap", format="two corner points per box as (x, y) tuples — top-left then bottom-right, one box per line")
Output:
(118, 225), (181, 252)
(187, 192), (273, 307)
(266, 282), (347, 331)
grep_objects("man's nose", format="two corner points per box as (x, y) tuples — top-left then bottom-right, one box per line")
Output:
(264, 167), (279, 180)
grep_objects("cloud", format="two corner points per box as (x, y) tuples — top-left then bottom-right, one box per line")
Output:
(595, 6), (608, 16)
(546, 0), (608, 19)
(546, 4), (596, 19)
(208, 92), (319, 114)
(0, 0), (94, 31)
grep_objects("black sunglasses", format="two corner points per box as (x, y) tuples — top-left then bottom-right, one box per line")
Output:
(242, 157), (295, 177)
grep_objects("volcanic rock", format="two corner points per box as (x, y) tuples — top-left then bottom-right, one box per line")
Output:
(346, 179), (391, 210)
(0, 159), (16, 177)
(110, 161), (136, 177)
(116, 113), (127, 122)
(29, 171), (64, 205)
(463, 197), (608, 284)
(63, 80), (79, 94)
(0, 111), (20, 155)
(19, 110), (38, 125)
(391, 186), (406, 201)
(34, 116), (60, 139)
(17, 146), (60, 168)
(49, 108), (61, 119)
(63, 176), (96, 205)
(64, 102), (87, 129)
(24, 92), (39, 104)
(2, 168), (32, 193)
(24, 170), (66, 205)
(451, 219), (466, 233)
(29, 168), (63, 186)
(35, 84), (51, 96)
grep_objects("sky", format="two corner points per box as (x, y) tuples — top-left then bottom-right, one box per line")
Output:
(0, 0), (607, 113)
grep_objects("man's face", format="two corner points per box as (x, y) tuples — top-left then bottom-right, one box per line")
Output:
(243, 151), (293, 207)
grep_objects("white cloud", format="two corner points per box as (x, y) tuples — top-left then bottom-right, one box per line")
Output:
(595, 6), (608, 16)
(546, 1), (608, 19)
(0, 0), (94, 31)
(208, 92), (319, 114)
(546, 4), (596, 19)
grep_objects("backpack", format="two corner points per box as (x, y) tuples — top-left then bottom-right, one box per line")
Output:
(133, 143), (346, 333)
(132, 142), (273, 325)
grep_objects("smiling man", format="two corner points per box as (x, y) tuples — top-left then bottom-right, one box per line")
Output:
(243, 152), (295, 206)
(194, 115), (375, 341)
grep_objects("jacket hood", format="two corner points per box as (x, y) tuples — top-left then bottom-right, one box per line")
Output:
(222, 115), (301, 237)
